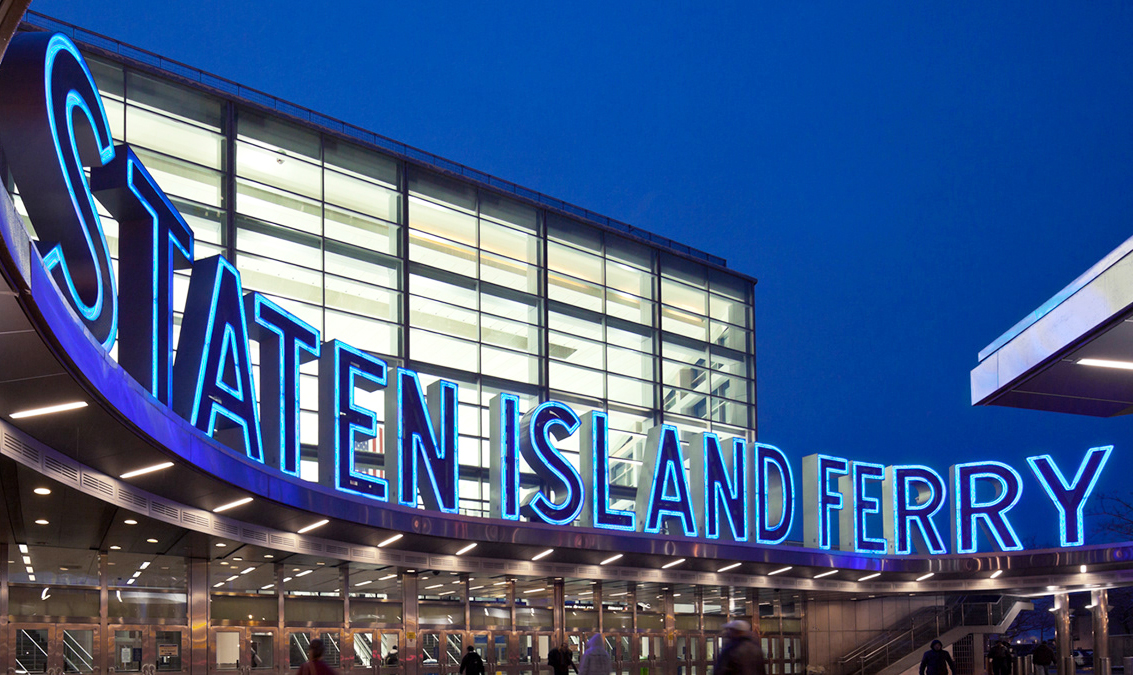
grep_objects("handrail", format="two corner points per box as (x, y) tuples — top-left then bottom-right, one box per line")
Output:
(19, 11), (731, 271)
(839, 597), (1021, 675)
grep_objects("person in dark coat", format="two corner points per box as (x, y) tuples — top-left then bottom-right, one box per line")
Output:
(920, 640), (955, 675)
(548, 643), (577, 675)
(714, 620), (767, 675)
(987, 640), (1012, 675)
(460, 646), (485, 675)
(1031, 642), (1055, 675)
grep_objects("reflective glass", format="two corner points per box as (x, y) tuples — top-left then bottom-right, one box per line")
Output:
(127, 105), (224, 169)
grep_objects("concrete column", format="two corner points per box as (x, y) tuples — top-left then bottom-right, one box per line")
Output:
(99, 552), (108, 675)
(1092, 589), (1110, 675)
(1054, 592), (1072, 675)
(1, 543), (9, 675)
(403, 571), (419, 675)
(276, 563), (286, 673)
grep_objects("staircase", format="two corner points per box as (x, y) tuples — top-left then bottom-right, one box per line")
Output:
(837, 596), (1033, 675)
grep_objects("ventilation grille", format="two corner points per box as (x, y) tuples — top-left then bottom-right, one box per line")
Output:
(481, 561), (506, 571)
(404, 554), (427, 565)
(182, 511), (208, 528)
(327, 544), (349, 556)
(151, 501), (178, 520)
(241, 527), (266, 542)
(299, 540), (322, 552)
(352, 548), (374, 559)
(270, 534), (294, 547)
(215, 521), (238, 536)
(81, 473), (114, 498)
(118, 489), (147, 509)
(3, 433), (39, 464)
(44, 456), (79, 483)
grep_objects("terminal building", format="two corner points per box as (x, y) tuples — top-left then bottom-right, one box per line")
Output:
(0, 10), (1129, 675)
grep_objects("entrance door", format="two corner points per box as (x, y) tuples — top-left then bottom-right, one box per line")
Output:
(209, 626), (280, 675)
(419, 630), (462, 675)
(7, 624), (103, 675)
(675, 634), (702, 675)
(637, 635), (662, 675)
(517, 632), (552, 672)
(285, 630), (344, 672)
(109, 626), (189, 675)
(471, 632), (509, 675)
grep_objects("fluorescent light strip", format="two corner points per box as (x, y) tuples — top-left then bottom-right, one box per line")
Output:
(240, 567), (255, 574)
(858, 572), (881, 581)
(470, 585), (485, 591)
(916, 572), (934, 581)
(768, 566), (792, 576)
(225, 575), (238, 582)
(532, 549), (554, 561)
(120, 462), (174, 479)
(18, 544), (28, 554)
(523, 588), (544, 594)
(139, 562), (150, 570)
(717, 562), (741, 573)
(355, 580), (373, 587)
(379, 574), (397, 581)
(456, 543), (477, 555)
(297, 519), (329, 534)
(1079, 358), (1133, 370)
(213, 582), (225, 588)
(601, 554), (623, 565)
(22, 556), (31, 565)
(990, 570), (1003, 579)
(379, 534), (404, 547)
(10, 401), (88, 419)
(425, 584), (445, 590)
(213, 497), (253, 513)
(261, 584), (274, 590)
(295, 570), (313, 577)
(662, 558), (686, 569)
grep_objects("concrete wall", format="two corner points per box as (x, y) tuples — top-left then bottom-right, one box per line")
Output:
(807, 595), (947, 671)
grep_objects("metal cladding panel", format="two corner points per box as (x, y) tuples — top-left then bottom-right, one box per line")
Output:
(973, 234), (1133, 415)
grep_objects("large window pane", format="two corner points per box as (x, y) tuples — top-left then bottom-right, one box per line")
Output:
(237, 141), (322, 200)
(127, 105), (224, 169)
(325, 169), (400, 223)
(409, 230), (477, 278)
(548, 241), (602, 284)
(128, 71), (223, 130)
(412, 329), (478, 371)
(325, 206), (398, 256)
(237, 179), (322, 234)
(133, 148), (223, 207)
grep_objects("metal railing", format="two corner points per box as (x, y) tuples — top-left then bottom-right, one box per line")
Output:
(20, 11), (729, 270)
(839, 597), (1018, 675)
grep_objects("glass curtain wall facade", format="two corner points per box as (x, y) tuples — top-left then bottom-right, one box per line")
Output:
(16, 49), (758, 520)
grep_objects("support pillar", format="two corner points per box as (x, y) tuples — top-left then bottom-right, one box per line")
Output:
(341, 567), (352, 672)
(190, 558), (210, 675)
(403, 571), (419, 675)
(1093, 589), (1110, 675)
(1054, 592), (1072, 675)
(276, 563), (286, 673)
(554, 578), (566, 647)
(99, 552), (108, 675)
(662, 585), (675, 668)
(1, 543), (9, 675)
(594, 580), (603, 635)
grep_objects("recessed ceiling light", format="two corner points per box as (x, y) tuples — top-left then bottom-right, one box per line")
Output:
(456, 543), (477, 555)
(213, 497), (253, 513)
(264, 554), (274, 559)
(110, 545), (121, 551)
(1080, 565), (1087, 573)
(34, 519), (48, 525)
(18, 544), (28, 553)
(232, 557), (243, 561)
(33, 488), (51, 496)
(1078, 358), (1133, 370)
(378, 534), (404, 547)
(601, 554), (623, 565)
(297, 519), (328, 534)
(316, 561), (325, 565)
(120, 462), (174, 479)
(215, 543), (227, 548)
(661, 558), (685, 569)
(10, 401), (88, 419)
(146, 538), (158, 544)
(532, 549), (554, 561)
(124, 519), (138, 525)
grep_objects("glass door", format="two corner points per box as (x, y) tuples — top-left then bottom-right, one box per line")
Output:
(209, 627), (279, 675)
(638, 635), (662, 675)
(286, 630), (341, 672)
(109, 626), (189, 675)
(62, 625), (100, 675)
(10, 624), (55, 675)
(471, 632), (509, 675)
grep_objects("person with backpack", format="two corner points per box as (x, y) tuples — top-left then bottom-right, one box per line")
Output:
(384, 646), (399, 666)
(460, 646), (485, 675)
(987, 640), (1012, 675)
(548, 643), (577, 675)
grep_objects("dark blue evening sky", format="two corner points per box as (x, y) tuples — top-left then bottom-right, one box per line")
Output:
(30, 1), (1133, 548)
